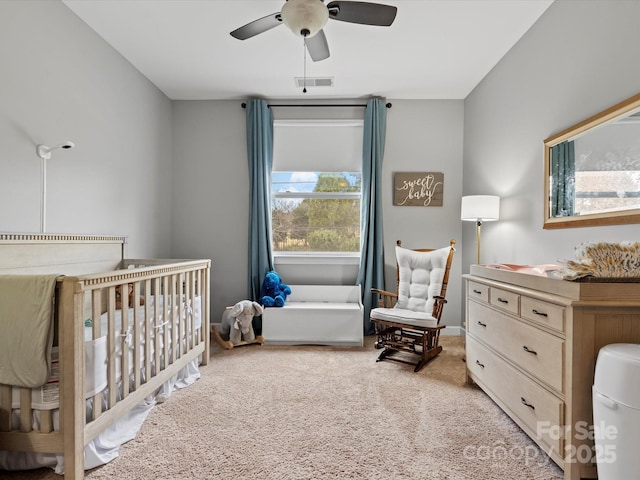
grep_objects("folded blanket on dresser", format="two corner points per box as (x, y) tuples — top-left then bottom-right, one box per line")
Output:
(0, 274), (59, 388)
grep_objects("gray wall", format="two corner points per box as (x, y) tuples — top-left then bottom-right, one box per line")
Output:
(383, 100), (464, 330)
(171, 99), (465, 330)
(171, 100), (249, 323)
(462, 0), (640, 274)
(4, 0), (639, 332)
(0, 0), (173, 257)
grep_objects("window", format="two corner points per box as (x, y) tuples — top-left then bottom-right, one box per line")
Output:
(272, 171), (361, 252)
(272, 118), (364, 254)
(574, 171), (640, 215)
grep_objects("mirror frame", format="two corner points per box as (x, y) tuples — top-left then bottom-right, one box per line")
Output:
(543, 92), (640, 229)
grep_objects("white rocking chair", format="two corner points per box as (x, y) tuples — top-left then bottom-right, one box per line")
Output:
(370, 240), (456, 372)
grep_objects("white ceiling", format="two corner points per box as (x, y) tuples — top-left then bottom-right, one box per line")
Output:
(62, 0), (553, 101)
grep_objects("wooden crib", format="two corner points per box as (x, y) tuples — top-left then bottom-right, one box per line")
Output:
(0, 234), (211, 479)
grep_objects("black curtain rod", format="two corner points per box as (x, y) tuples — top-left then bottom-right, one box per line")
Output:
(241, 102), (392, 109)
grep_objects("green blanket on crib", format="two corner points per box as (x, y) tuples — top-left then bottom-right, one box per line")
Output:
(0, 274), (58, 388)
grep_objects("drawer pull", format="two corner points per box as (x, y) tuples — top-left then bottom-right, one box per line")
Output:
(497, 297), (509, 304)
(473, 289), (482, 295)
(532, 309), (548, 317)
(475, 360), (485, 369)
(520, 397), (535, 410)
(522, 345), (538, 355)
(477, 321), (487, 328)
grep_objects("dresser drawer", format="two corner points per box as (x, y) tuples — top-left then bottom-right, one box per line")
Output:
(468, 281), (489, 304)
(466, 336), (563, 455)
(521, 296), (565, 333)
(490, 287), (519, 315)
(468, 301), (564, 392)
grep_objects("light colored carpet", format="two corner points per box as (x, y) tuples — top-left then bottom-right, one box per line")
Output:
(1, 336), (563, 480)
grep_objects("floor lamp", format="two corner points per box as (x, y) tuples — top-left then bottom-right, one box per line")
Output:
(461, 195), (500, 265)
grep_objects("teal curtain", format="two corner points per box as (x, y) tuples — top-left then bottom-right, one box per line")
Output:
(550, 140), (575, 217)
(246, 98), (274, 333)
(357, 98), (387, 336)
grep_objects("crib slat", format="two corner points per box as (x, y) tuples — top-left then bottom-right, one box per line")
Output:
(40, 409), (52, 434)
(107, 287), (117, 409)
(173, 274), (180, 361)
(197, 269), (205, 349)
(91, 288), (103, 420)
(91, 288), (102, 339)
(163, 276), (170, 370)
(194, 272), (200, 348)
(176, 274), (181, 358)
(0, 384), (11, 432)
(170, 274), (176, 364)
(144, 279), (152, 383)
(121, 285), (130, 399)
(190, 271), (197, 348)
(170, 274), (177, 365)
(19, 388), (32, 432)
(185, 271), (193, 350)
(195, 270), (201, 347)
(133, 281), (142, 391)
(153, 277), (162, 376)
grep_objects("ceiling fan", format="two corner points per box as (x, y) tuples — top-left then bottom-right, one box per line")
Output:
(230, 0), (398, 62)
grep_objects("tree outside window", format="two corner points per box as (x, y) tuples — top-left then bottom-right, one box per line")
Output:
(272, 172), (361, 253)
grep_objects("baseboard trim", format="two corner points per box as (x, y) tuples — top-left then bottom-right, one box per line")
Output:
(441, 326), (463, 336)
(212, 324), (463, 337)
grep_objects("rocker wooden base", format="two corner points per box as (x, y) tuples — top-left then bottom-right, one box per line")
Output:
(372, 322), (445, 372)
(211, 325), (264, 350)
(375, 343), (443, 372)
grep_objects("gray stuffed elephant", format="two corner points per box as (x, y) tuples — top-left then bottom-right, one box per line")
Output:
(221, 300), (264, 345)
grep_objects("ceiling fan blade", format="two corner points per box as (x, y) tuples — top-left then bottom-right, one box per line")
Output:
(230, 12), (282, 40)
(305, 29), (330, 62)
(327, 1), (397, 26)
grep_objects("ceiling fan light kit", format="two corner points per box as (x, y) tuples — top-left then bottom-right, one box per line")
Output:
(231, 0), (397, 93)
(230, 0), (397, 62)
(281, 0), (329, 38)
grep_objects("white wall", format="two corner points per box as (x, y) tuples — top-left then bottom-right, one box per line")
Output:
(463, 1), (640, 274)
(0, 0), (173, 257)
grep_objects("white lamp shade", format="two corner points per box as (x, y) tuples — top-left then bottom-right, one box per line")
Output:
(281, 0), (329, 38)
(461, 195), (500, 222)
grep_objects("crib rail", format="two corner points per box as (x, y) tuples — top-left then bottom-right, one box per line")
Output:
(0, 258), (210, 479)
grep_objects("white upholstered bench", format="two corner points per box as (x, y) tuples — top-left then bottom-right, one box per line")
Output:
(261, 284), (364, 347)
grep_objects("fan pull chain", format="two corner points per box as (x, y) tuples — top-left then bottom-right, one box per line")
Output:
(302, 36), (307, 94)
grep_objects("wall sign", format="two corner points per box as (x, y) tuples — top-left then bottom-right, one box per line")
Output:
(393, 172), (444, 207)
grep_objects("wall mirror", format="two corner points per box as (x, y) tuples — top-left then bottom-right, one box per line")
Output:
(544, 92), (640, 229)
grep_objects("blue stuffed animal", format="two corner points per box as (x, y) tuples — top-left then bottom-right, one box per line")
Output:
(260, 270), (291, 307)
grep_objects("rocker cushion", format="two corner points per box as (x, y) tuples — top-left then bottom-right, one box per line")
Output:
(370, 307), (438, 328)
(395, 245), (451, 315)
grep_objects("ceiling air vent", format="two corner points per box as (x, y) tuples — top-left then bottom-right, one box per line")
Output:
(294, 77), (334, 88)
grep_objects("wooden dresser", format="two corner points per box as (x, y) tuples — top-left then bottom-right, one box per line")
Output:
(464, 265), (640, 480)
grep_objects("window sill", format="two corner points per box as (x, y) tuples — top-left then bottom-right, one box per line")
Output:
(274, 253), (360, 266)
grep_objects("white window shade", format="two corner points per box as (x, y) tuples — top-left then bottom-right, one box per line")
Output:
(273, 119), (364, 172)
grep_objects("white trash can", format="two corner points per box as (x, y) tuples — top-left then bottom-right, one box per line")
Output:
(592, 343), (640, 480)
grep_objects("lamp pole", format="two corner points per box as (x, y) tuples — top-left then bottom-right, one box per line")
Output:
(476, 220), (482, 264)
